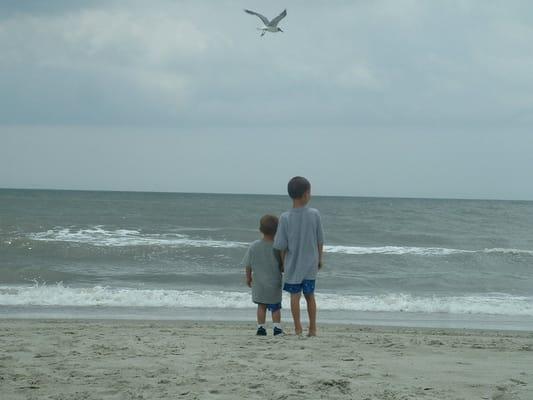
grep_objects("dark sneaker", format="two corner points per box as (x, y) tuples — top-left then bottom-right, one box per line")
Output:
(256, 326), (267, 336)
(273, 327), (284, 336)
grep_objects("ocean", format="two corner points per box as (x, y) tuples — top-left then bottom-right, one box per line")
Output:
(1, 189), (533, 330)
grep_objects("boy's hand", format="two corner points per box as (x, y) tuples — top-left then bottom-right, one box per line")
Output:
(318, 261), (323, 270)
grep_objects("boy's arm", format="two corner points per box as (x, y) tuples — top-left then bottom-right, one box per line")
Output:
(245, 266), (252, 288)
(241, 246), (252, 287)
(280, 250), (286, 273)
(273, 249), (284, 273)
(317, 211), (325, 270)
(273, 215), (288, 252)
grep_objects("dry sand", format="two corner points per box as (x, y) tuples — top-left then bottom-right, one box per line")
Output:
(1, 319), (532, 399)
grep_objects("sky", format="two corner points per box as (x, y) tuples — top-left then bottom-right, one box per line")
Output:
(1, 0), (532, 199)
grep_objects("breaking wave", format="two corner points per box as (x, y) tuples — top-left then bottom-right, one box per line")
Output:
(27, 227), (247, 249)
(23, 226), (533, 256)
(1, 284), (532, 316)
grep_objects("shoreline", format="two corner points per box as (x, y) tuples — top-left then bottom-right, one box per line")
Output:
(2, 319), (533, 399)
(3, 317), (533, 336)
(2, 305), (533, 332)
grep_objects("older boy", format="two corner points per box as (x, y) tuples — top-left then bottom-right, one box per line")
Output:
(241, 215), (284, 336)
(274, 176), (324, 337)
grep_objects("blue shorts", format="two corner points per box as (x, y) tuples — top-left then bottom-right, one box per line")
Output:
(256, 302), (282, 312)
(283, 280), (316, 295)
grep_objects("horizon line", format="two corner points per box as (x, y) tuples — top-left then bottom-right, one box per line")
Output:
(0, 186), (531, 203)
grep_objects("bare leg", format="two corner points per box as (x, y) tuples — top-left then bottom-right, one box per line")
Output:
(304, 293), (317, 336)
(290, 293), (303, 335)
(257, 304), (266, 325)
(271, 309), (281, 323)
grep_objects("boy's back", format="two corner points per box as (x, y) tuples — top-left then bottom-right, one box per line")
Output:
(274, 206), (324, 284)
(274, 176), (323, 336)
(242, 239), (282, 305)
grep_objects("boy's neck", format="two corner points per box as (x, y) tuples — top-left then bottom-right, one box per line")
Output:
(262, 234), (274, 242)
(292, 199), (308, 208)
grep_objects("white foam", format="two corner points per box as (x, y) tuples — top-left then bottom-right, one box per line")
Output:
(325, 246), (533, 256)
(26, 226), (533, 255)
(0, 284), (250, 309)
(1, 284), (532, 316)
(482, 248), (533, 255)
(324, 245), (472, 256)
(318, 292), (533, 316)
(27, 227), (248, 249)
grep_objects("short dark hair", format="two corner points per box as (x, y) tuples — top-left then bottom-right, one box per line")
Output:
(287, 176), (311, 199)
(259, 215), (278, 236)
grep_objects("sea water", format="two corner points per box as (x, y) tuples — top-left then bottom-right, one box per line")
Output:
(1, 189), (532, 330)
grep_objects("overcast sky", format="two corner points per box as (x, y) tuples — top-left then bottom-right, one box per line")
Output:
(1, 0), (532, 199)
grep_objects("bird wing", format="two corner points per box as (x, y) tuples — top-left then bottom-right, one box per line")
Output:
(244, 9), (270, 26)
(270, 9), (287, 26)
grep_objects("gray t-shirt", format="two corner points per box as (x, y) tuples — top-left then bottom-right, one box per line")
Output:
(273, 207), (324, 284)
(240, 240), (282, 305)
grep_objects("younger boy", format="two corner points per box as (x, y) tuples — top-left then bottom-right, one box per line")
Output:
(241, 215), (284, 336)
(274, 176), (324, 337)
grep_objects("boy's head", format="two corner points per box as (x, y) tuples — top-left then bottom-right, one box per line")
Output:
(259, 214), (278, 237)
(287, 176), (311, 202)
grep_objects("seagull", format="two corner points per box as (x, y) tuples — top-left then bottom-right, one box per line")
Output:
(244, 9), (287, 37)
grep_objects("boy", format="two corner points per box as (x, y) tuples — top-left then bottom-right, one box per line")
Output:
(274, 176), (324, 337)
(241, 214), (284, 336)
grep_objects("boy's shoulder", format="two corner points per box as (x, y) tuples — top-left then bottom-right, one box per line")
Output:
(248, 239), (263, 249)
(248, 239), (273, 251)
(283, 207), (321, 217)
(279, 207), (320, 222)
(307, 207), (321, 216)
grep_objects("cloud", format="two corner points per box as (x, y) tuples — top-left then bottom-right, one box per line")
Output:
(1, 1), (533, 199)
(1, 1), (533, 127)
(337, 64), (383, 90)
(0, 4), (212, 124)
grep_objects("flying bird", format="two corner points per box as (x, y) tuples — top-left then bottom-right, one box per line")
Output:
(244, 8), (287, 37)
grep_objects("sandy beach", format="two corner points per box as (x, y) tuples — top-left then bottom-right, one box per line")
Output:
(0, 320), (532, 399)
